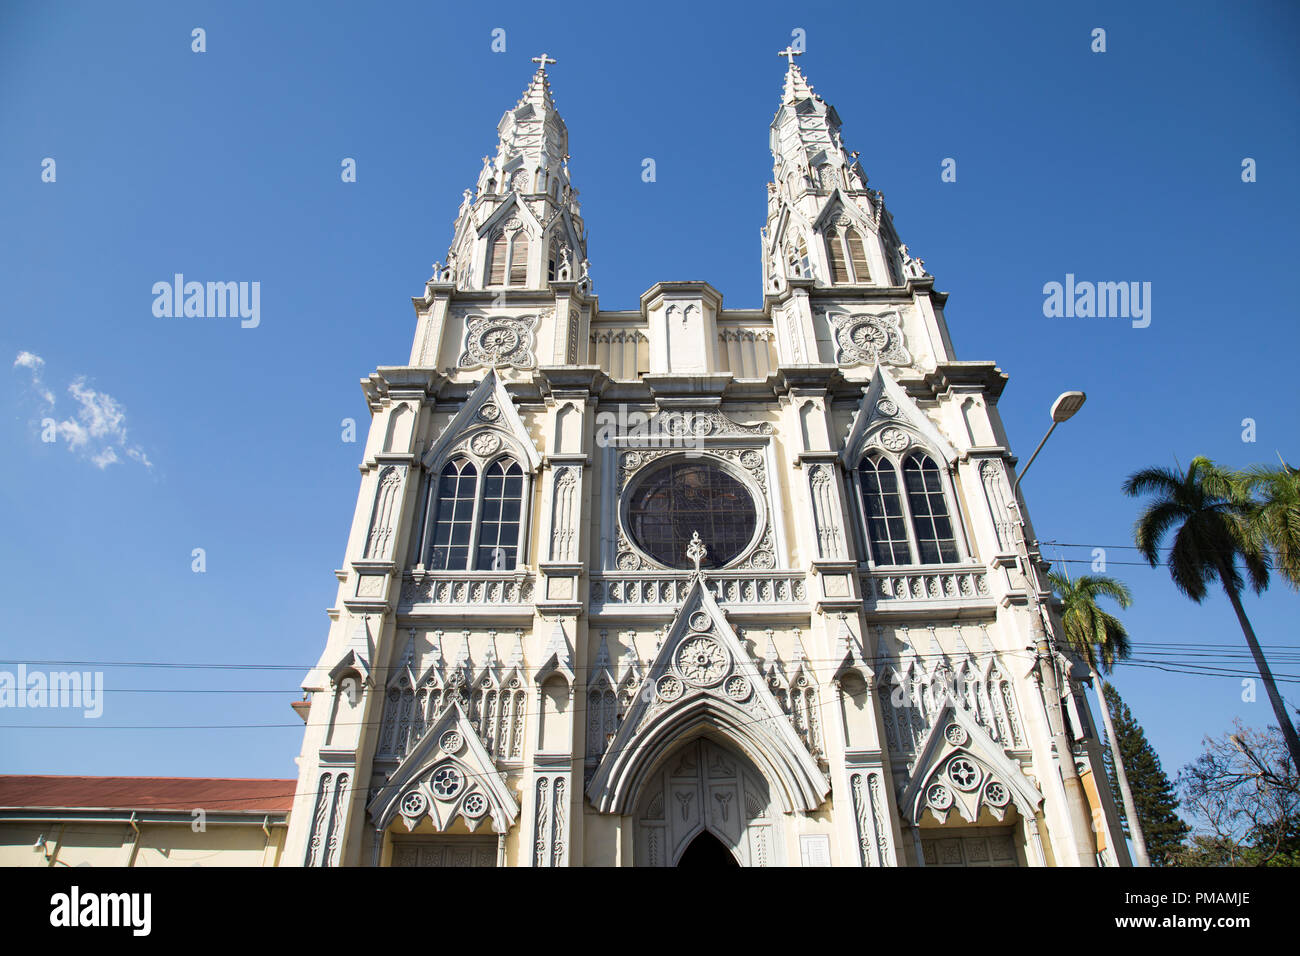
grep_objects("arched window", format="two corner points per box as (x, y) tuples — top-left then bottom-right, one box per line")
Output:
(488, 233), (508, 286)
(428, 458), (478, 570)
(509, 233), (529, 286)
(476, 459), (523, 570)
(487, 229), (530, 288)
(858, 456), (910, 565)
(423, 455), (527, 571)
(903, 454), (959, 563)
(787, 237), (811, 279)
(826, 223), (871, 284)
(856, 450), (961, 565)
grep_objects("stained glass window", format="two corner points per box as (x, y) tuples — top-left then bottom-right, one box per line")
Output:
(627, 462), (757, 569)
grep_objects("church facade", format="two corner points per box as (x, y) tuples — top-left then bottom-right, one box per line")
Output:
(282, 54), (1131, 868)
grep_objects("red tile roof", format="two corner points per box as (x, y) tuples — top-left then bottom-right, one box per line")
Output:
(0, 776), (297, 813)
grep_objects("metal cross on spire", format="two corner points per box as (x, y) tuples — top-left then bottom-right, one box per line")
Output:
(531, 52), (557, 73)
(777, 46), (803, 68)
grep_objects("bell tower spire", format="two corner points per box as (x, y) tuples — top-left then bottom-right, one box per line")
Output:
(440, 55), (589, 293)
(762, 53), (907, 296)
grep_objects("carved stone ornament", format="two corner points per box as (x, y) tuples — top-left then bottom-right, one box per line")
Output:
(878, 427), (910, 452)
(458, 313), (538, 370)
(675, 636), (729, 687)
(478, 402), (501, 422)
(470, 432), (501, 457)
(828, 310), (911, 368)
(876, 398), (898, 418)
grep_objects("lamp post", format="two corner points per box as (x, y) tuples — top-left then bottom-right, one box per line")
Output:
(1008, 391), (1100, 866)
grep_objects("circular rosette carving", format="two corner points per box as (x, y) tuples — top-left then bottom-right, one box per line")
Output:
(439, 730), (464, 755)
(878, 427), (909, 452)
(876, 398), (898, 417)
(926, 784), (953, 811)
(470, 432), (501, 456)
(399, 789), (428, 819)
(478, 402), (501, 422)
(656, 675), (683, 702)
(675, 636), (729, 686)
(431, 764), (463, 800)
(946, 757), (981, 792)
(460, 791), (488, 819)
(738, 449), (762, 470)
(830, 311), (912, 368)
(944, 724), (969, 748)
(748, 550), (775, 570)
(616, 552), (641, 571)
(983, 780), (1010, 808)
(688, 611), (712, 632)
(724, 675), (751, 702)
(458, 314), (537, 371)
(621, 451), (642, 471)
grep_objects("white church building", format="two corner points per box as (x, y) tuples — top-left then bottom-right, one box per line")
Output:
(281, 53), (1131, 867)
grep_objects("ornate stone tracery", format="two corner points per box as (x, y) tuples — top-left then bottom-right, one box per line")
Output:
(826, 310), (911, 368)
(458, 312), (543, 370)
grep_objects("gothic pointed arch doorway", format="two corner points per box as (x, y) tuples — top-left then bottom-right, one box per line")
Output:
(634, 737), (782, 866)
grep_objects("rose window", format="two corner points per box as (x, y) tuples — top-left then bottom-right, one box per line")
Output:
(675, 637), (728, 686)
(926, 784), (953, 810)
(626, 460), (758, 569)
(984, 781), (1010, 807)
(439, 731), (463, 754)
(461, 792), (488, 818)
(431, 765), (463, 799)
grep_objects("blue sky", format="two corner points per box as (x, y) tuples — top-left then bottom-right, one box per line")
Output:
(1, 0), (1297, 802)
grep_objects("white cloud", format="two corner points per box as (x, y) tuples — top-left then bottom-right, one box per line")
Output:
(13, 350), (55, 406)
(13, 351), (153, 470)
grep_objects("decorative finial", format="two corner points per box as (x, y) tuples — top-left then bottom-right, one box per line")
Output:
(686, 531), (707, 573)
(777, 46), (803, 68)
(531, 52), (557, 73)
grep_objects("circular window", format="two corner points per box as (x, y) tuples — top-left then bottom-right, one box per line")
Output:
(626, 460), (758, 569)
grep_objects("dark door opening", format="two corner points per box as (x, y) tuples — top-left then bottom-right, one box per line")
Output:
(677, 830), (740, 867)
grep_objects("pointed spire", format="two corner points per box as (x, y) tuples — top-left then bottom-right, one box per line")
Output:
(440, 56), (589, 292)
(778, 46), (815, 104)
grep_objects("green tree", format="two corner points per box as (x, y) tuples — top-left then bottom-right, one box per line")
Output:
(1236, 460), (1300, 590)
(1123, 456), (1300, 768)
(1048, 571), (1149, 865)
(1102, 683), (1190, 865)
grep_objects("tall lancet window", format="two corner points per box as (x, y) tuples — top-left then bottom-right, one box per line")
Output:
(475, 459), (523, 570)
(487, 225), (529, 287)
(858, 455), (910, 565)
(903, 454), (960, 563)
(424, 455), (527, 571)
(826, 223), (871, 284)
(428, 458), (478, 570)
(788, 237), (812, 279)
(856, 451), (962, 566)
(508, 232), (529, 286)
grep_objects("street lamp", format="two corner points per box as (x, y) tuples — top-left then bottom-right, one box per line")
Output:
(1014, 391), (1086, 495)
(1007, 390), (1099, 866)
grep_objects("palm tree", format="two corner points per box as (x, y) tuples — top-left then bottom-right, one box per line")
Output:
(1235, 460), (1300, 591)
(1048, 571), (1149, 866)
(1123, 457), (1300, 769)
